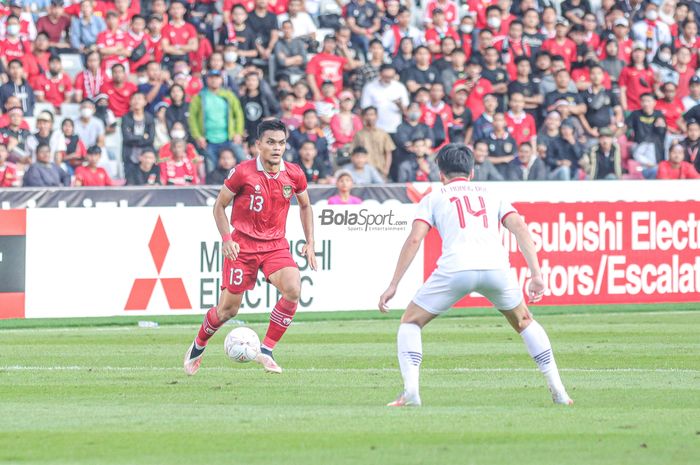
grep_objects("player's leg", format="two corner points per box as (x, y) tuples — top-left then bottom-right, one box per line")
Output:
(479, 270), (573, 405)
(388, 269), (468, 407)
(184, 252), (257, 375)
(184, 290), (244, 375)
(257, 265), (300, 373)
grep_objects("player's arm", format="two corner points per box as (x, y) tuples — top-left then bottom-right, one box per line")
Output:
(296, 190), (317, 271)
(502, 213), (544, 303)
(378, 220), (431, 312)
(213, 186), (240, 260)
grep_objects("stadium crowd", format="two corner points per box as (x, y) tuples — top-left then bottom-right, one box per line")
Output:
(1, 0), (700, 191)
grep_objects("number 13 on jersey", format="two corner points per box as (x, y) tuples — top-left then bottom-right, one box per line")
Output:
(450, 195), (488, 229)
(249, 194), (264, 212)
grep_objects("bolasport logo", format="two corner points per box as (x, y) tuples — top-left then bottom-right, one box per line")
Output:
(319, 208), (408, 232)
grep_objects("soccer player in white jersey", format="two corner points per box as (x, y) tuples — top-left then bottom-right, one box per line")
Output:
(378, 143), (573, 407)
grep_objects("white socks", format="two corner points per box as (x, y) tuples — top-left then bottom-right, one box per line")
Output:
(520, 320), (566, 394)
(397, 323), (423, 398)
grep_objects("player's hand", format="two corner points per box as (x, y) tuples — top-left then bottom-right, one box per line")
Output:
(302, 241), (317, 271)
(528, 276), (545, 303)
(223, 240), (240, 261)
(378, 284), (397, 313)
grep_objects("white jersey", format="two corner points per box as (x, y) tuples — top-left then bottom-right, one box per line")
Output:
(415, 179), (517, 272)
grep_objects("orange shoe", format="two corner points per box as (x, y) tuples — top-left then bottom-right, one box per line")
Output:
(255, 353), (282, 374)
(387, 392), (421, 407)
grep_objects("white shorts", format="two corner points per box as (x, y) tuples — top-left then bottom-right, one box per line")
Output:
(412, 268), (523, 314)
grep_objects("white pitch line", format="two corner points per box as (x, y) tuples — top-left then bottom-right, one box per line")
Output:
(0, 366), (698, 374)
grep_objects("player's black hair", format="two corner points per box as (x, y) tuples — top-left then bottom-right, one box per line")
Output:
(300, 140), (317, 149)
(640, 92), (656, 100)
(474, 139), (489, 148)
(111, 63), (126, 72)
(257, 119), (288, 140)
(436, 144), (474, 178)
(36, 142), (51, 153)
(514, 55), (530, 66)
(379, 63), (395, 73)
(7, 59), (23, 68)
(49, 55), (62, 63)
(369, 38), (383, 48)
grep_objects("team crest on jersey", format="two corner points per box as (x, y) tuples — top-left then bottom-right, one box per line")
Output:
(282, 185), (293, 198)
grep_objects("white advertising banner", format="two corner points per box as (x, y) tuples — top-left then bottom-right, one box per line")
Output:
(24, 205), (422, 318)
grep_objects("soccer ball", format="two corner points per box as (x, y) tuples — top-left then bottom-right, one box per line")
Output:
(224, 327), (261, 363)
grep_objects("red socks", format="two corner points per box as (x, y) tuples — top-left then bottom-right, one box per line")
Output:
(195, 307), (224, 347)
(262, 298), (298, 349)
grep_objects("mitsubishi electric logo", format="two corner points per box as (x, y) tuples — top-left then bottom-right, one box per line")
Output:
(125, 216), (192, 310)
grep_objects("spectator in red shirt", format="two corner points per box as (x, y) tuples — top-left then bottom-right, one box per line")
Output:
(97, 10), (129, 76)
(619, 42), (656, 111)
(74, 145), (113, 186)
(160, 138), (199, 185)
(101, 63), (138, 117)
(506, 92), (536, 146)
(74, 51), (107, 102)
(114, 0), (136, 30)
(656, 81), (686, 150)
(37, 0), (72, 52)
(144, 14), (165, 65)
(541, 19), (577, 71)
(425, 0), (459, 27)
(31, 33), (51, 79)
(306, 35), (351, 101)
(457, 59), (494, 120)
(61, 118), (87, 171)
(33, 55), (73, 110)
(0, 144), (18, 187)
(425, 9), (460, 57)
(161, 0), (199, 70)
(126, 15), (150, 72)
(0, 96), (30, 130)
(495, 19), (531, 80)
(657, 144), (700, 179)
(190, 24), (214, 74)
(0, 15), (35, 73)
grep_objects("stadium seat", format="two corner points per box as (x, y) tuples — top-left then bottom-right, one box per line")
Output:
(60, 54), (85, 80)
(33, 102), (55, 118)
(60, 103), (81, 120)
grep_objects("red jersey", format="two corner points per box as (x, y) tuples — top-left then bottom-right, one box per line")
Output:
(541, 37), (577, 71)
(182, 76), (204, 102)
(125, 31), (150, 71)
(267, 0), (288, 15)
(189, 36), (213, 74)
(306, 53), (347, 96)
(495, 37), (531, 80)
(571, 68), (612, 90)
(425, 26), (460, 53)
(0, 162), (17, 187)
(102, 80), (138, 117)
(584, 31), (601, 52)
(96, 28), (129, 72)
(0, 39), (37, 77)
(223, 157), (307, 251)
(32, 73), (73, 108)
(505, 111), (536, 146)
(655, 98), (683, 134)
(223, 0), (255, 13)
(677, 66), (695, 99)
(674, 37), (700, 69)
(291, 100), (315, 118)
(467, 0), (497, 29)
(460, 32), (473, 60)
(75, 165), (113, 186)
(74, 70), (107, 100)
(599, 37), (633, 62)
(456, 77), (493, 120)
(158, 142), (199, 162)
(618, 66), (655, 111)
(160, 158), (199, 185)
(0, 114), (29, 130)
(145, 34), (164, 64)
(162, 21), (198, 49)
(656, 161), (700, 179)
(425, 0), (459, 25)
(421, 101), (453, 129)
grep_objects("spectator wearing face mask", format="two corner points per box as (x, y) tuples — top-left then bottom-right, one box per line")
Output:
(74, 99), (106, 150)
(158, 122), (200, 163)
(631, 2), (671, 63)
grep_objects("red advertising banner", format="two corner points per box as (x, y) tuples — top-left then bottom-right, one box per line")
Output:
(424, 201), (700, 306)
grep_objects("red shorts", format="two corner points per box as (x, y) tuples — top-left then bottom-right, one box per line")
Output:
(221, 247), (297, 293)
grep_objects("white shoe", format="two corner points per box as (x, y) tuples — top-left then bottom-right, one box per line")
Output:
(551, 389), (574, 405)
(387, 391), (421, 407)
(183, 342), (204, 376)
(255, 353), (282, 374)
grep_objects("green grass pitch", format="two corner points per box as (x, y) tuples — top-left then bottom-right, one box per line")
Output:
(1, 304), (699, 465)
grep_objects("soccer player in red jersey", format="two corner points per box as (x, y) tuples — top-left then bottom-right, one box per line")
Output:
(184, 119), (316, 375)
